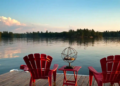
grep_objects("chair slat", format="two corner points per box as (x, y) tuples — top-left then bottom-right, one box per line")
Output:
(28, 54), (38, 78)
(107, 56), (114, 71)
(21, 53), (56, 86)
(45, 55), (53, 75)
(41, 54), (46, 76)
(24, 56), (36, 78)
(112, 55), (120, 81)
(34, 53), (41, 78)
(100, 58), (107, 81)
(23, 54), (53, 79)
(116, 55), (120, 72)
(89, 55), (120, 86)
(41, 54), (46, 68)
(101, 55), (120, 82)
(107, 56), (114, 81)
(24, 56), (32, 69)
(115, 55), (120, 81)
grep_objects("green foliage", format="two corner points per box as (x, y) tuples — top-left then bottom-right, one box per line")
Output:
(9, 32), (13, 38)
(1, 29), (120, 38)
(0, 32), (1, 38)
(2, 31), (9, 38)
(103, 30), (120, 37)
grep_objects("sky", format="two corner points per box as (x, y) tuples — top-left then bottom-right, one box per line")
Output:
(0, 0), (120, 33)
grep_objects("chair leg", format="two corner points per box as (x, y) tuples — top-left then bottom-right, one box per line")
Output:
(33, 82), (36, 86)
(53, 71), (56, 86)
(29, 77), (32, 86)
(29, 77), (35, 86)
(32, 79), (35, 86)
(118, 82), (120, 86)
(89, 71), (93, 86)
(110, 83), (114, 86)
(48, 76), (52, 86)
(97, 81), (103, 86)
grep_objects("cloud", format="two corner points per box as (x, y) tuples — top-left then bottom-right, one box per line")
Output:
(15, 28), (22, 31)
(0, 16), (67, 33)
(0, 16), (25, 26)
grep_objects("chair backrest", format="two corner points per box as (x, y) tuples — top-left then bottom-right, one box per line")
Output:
(23, 53), (53, 79)
(100, 55), (120, 82)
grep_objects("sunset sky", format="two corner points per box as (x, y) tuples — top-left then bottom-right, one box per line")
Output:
(0, 0), (120, 33)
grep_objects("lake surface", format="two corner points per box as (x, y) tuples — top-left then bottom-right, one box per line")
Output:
(0, 37), (120, 75)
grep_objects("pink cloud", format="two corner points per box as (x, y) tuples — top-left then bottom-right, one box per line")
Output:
(15, 28), (22, 31)
(0, 16), (26, 26)
(0, 16), (67, 33)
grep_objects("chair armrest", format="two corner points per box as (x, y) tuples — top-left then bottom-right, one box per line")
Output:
(51, 64), (59, 71)
(88, 66), (99, 74)
(20, 65), (29, 71)
(48, 70), (53, 77)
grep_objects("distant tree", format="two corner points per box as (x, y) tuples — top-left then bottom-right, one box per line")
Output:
(2, 31), (9, 38)
(0, 32), (1, 38)
(46, 30), (48, 37)
(9, 32), (13, 38)
(61, 31), (67, 37)
(91, 29), (95, 37)
(2, 28), (118, 38)
(32, 31), (39, 38)
(68, 29), (74, 38)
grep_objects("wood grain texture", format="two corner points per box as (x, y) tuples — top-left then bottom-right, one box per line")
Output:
(0, 72), (119, 86)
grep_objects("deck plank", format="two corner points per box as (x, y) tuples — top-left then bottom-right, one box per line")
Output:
(0, 72), (30, 86)
(77, 75), (81, 85)
(114, 83), (119, 86)
(0, 71), (23, 86)
(42, 73), (62, 86)
(56, 74), (72, 86)
(51, 74), (64, 86)
(0, 71), (100, 86)
(91, 77), (95, 86)
(93, 79), (98, 86)
(0, 71), (21, 81)
(11, 72), (30, 86)
(81, 76), (89, 86)
(105, 83), (110, 86)
(77, 76), (86, 86)
(44, 73), (64, 86)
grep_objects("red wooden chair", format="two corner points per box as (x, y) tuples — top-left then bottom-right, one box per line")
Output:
(88, 55), (120, 86)
(20, 53), (58, 86)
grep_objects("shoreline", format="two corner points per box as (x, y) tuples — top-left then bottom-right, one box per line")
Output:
(0, 69), (89, 76)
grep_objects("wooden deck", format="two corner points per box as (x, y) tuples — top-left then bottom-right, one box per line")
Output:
(0, 71), (119, 86)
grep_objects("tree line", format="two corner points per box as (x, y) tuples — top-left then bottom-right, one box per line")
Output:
(0, 29), (120, 38)
(103, 31), (120, 37)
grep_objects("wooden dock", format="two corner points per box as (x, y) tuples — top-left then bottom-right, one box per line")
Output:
(0, 71), (119, 86)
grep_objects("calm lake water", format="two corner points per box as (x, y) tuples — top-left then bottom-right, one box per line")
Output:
(0, 37), (120, 75)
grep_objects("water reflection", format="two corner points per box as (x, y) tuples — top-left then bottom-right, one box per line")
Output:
(0, 48), (21, 59)
(1, 38), (13, 44)
(0, 37), (120, 59)
(1, 37), (120, 45)
(103, 37), (120, 44)
(0, 37), (120, 74)
(26, 37), (102, 46)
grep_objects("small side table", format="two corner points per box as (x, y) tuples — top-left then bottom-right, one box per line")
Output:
(58, 66), (81, 86)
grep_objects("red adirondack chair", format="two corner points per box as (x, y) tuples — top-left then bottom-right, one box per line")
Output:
(88, 55), (120, 86)
(20, 53), (58, 86)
